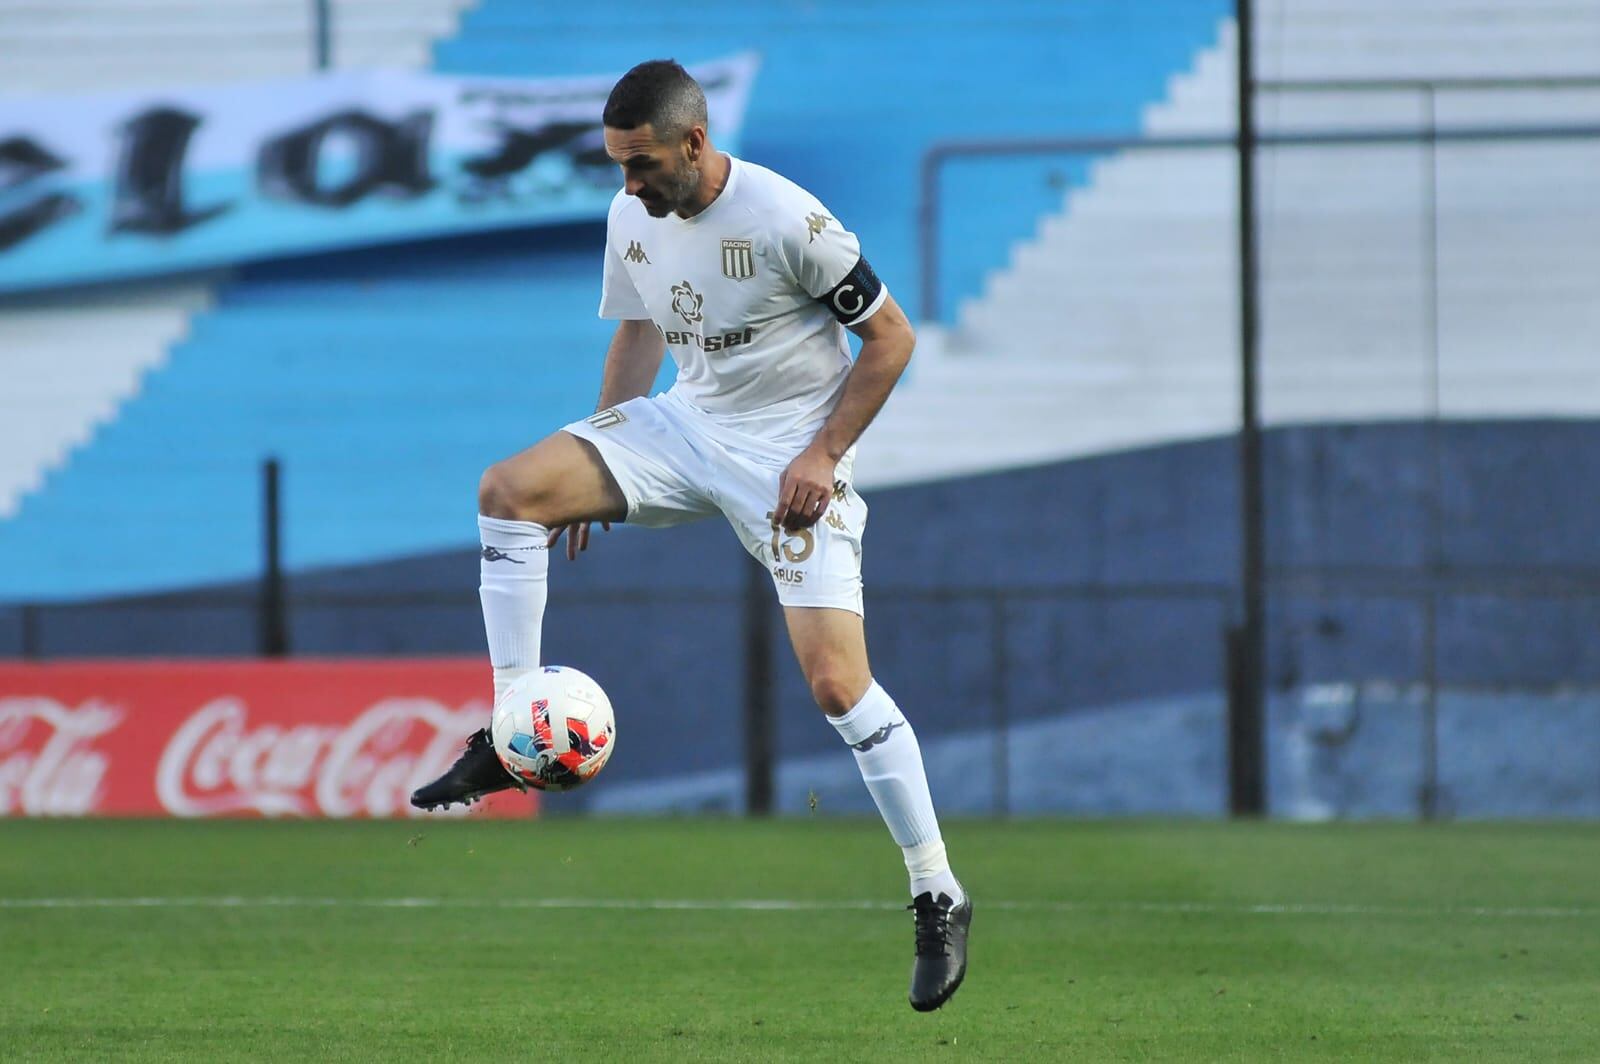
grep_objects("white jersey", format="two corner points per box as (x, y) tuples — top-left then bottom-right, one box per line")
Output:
(598, 154), (887, 474)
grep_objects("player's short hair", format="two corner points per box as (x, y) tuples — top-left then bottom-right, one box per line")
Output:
(603, 59), (708, 143)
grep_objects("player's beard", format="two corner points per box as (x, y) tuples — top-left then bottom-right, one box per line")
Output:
(640, 160), (701, 218)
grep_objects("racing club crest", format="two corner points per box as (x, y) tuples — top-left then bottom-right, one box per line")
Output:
(721, 238), (754, 281)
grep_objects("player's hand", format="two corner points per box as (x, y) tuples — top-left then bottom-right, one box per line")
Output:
(546, 521), (611, 561)
(773, 445), (836, 531)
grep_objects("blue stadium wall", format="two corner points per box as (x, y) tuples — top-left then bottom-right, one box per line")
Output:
(4, 1), (1597, 817)
(5, 421), (1598, 818)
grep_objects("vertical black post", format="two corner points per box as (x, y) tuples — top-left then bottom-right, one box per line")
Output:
(1230, 0), (1268, 816)
(742, 559), (774, 815)
(919, 149), (942, 322)
(313, 0), (332, 71)
(1418, 85), (1442, 820)
(990, 594), (1010, 817)
(20, 604), (40, 660)
(260, 457), (288, 657)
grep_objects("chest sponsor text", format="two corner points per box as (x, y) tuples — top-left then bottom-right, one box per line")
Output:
(661, 325), (756, 352)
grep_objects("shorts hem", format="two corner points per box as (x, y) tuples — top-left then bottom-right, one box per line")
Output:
(773, 594), (864, 617)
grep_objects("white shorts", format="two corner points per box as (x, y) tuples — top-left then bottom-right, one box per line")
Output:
(562, 393), (868, 614)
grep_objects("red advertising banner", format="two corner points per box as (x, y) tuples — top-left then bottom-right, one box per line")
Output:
(0, 659), (538, 818)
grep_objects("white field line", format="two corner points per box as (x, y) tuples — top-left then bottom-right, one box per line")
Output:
(0, 897), (1595, 918)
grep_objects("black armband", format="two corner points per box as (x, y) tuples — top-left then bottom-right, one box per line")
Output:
(818, 257), (884, 326)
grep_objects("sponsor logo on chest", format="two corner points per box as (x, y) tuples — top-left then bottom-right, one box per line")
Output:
(659, 278), (756, 351)
(661, 326), (755, 351)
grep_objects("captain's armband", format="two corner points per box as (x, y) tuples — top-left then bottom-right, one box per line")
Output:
(818, 257), (885, 327)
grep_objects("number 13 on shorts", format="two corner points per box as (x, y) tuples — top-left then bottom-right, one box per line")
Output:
(746, 486), (867, 614)
(765, 514), (816, 563)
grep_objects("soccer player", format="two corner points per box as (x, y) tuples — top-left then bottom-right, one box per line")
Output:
(411, 59), (969, 1011)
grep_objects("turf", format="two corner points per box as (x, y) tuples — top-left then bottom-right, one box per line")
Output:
(1, 819), (1597, 1062)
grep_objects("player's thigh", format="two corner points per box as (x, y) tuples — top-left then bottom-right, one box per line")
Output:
(783, 605), (872, 716)
(478, 430), (627, 526)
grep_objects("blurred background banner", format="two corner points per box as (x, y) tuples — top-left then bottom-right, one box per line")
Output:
(0, 53), (757, 292)
(0, 659), (532, 818)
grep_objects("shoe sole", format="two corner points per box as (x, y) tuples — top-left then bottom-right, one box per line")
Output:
(409, 790), (493, 813)
(410, 777), (527, 813)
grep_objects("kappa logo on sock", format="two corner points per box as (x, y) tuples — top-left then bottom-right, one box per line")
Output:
(850, 719), (904, 752)
(481, 544), (544, 563)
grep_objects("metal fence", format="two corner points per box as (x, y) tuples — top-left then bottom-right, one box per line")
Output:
(917, 75), (1600, 814)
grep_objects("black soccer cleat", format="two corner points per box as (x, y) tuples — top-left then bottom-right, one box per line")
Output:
(908, 890), (972, 1012)
(409, 727), (524, 811)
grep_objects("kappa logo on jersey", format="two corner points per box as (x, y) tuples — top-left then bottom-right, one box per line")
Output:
(805, 212), (833, 243)
(670, 280), (704, 325)
(622, 240), (651, 264)
(721, 238), (754, 280)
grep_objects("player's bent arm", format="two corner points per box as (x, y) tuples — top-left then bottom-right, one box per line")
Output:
(772, 293), (915, 531)
(595, 318), (666, 411)
(810, 292), (916, 463)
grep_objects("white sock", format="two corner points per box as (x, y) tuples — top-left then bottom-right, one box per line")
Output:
(828, 681), (964, 904)
(478, 515), (549, 705)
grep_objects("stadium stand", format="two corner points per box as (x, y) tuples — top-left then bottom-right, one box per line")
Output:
(3, 1), (1596, 816)
(0, 0), (474, 92)
(0, 0), (1233, 600)
(0, 282), (213, 522)
(859, 3), (1600, 485)
(0, 0), (480, 597)
(5, 2), (1593, 589)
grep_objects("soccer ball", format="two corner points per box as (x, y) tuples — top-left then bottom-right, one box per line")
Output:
(491, 666), (616, 792)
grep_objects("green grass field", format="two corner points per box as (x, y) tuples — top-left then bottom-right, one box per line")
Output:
(2, 819), (1597, 1062)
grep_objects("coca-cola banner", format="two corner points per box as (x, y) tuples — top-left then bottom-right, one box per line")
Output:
(0, 54), (757, 293)
(0, 659), (536, 818)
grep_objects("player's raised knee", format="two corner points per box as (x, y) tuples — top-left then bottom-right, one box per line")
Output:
(478, 461), (539, 522)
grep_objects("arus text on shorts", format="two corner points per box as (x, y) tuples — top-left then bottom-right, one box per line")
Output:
(658, 324), (757, 352)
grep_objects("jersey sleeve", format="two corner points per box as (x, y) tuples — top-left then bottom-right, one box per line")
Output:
(775, 200), (889, 328)
(598, 198), (650, 320)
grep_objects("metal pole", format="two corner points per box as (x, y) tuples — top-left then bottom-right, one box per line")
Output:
(991, 595), (1010, 816)
(260, 458), (288, 657)
(919, 150), (942, 322)
(742, 559), (774, 815)
(19, 604), (40, 659)
(313, 0), (332, 71)
(1230, 0), (1268, 816)
(1419, 85), (1442, 820)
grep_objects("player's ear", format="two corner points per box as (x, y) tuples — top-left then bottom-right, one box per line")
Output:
(684, 125), (706, 162)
